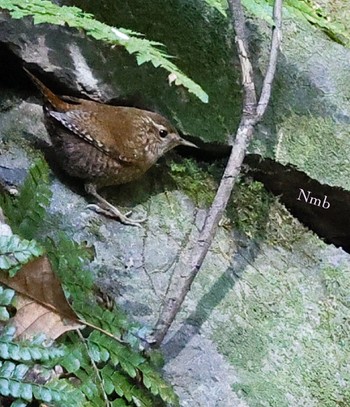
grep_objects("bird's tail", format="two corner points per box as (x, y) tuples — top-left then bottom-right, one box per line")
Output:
(23, 67), (71, 112)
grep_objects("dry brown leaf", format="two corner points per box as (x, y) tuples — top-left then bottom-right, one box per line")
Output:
(0, 256), (84, 340)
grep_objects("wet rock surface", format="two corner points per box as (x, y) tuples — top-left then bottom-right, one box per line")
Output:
(1, 2), (350, 406)
(1, 81), (350, 407)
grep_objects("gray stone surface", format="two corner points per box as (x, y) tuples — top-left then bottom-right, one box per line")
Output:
(164, 332), (248, 407)
(1, 94), (350, 407)
(1, 3), (350, 406)
(2, 1), (350, 188)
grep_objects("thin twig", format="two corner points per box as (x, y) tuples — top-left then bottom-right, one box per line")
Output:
(257, 0), (283, 118)
(228, 0), (257, 117)
(150, 0), (283, 347)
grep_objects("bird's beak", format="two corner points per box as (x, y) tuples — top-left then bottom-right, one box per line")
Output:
(179, 138), (198, 148)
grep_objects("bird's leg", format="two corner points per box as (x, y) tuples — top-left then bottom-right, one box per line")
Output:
(85, 183), (146, 226)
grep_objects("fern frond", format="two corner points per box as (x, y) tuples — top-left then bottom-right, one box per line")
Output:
(88, 331), (144, 375)
(59, 338), (100, 401)
(0, 329), (65, 363)
(0, 360), (85, 405)
(0, 286), (15, 321)
(0, 235), (44, 277)
(0, 158), (52, 240)
(0, 0), (208, 102)
(45, 232), (94, 294)
(73, 299), (130, 337)
(101, 365), (154, 406)
(139, 363), (179, 405)
(10, 399), (27, 407)
(0, 157), (179, 406)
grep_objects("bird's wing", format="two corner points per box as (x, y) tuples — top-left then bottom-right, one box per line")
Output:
(48, 109), (144, 164)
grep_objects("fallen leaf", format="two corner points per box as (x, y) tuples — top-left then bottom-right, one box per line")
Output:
(0, 256), (83, 340)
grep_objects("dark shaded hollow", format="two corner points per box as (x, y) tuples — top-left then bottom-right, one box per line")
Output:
(246, 154), (350, 253)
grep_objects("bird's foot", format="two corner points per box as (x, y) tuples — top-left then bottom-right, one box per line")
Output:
(85, 183), (147, 226)
(86, 204), (146, 226)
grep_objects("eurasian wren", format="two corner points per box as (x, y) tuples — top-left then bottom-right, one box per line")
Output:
(24, 68), (197, 225)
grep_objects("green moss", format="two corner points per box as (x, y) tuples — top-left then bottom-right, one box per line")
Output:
(228, 179), (274, 239)
(168, 158), (220, 207)
(312, 0), (350, 46)
(232, 380), (289, 407)
(169, 160), (280, 241)
(275, 113), (350, 189)
(170, 158), (304, 252)
(209, 202), (350, 406)
(265, 200), (308, 250)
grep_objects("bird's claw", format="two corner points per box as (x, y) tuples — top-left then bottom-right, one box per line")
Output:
(86, 204), (147, 227)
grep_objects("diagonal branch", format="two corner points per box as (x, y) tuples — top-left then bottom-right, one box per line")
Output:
(149, 0), (283, 347)
(228, 0), (257, 117)
(257, 0), (283, 118)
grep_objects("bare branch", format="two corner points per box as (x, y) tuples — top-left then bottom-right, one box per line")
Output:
(151, 124), (254, 345)
(150, 0), (283, 347)
(257, 0), (283, 117)
(228, 0), (257, 116)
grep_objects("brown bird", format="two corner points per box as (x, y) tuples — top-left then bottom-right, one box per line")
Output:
(24, 67), (197, 225)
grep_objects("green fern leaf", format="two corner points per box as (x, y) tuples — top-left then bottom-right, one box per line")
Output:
(0, 307), (10, 321)
(58, 348), (81, 373)
(0, 0), (208, 102)
(0, 286), (15, 321)
(0, 235), (44, 277)
(111, 399), (129, 407)
(10, 399), (28, 407)
(45, 232), (94, 294)
(59, 340), (100, 401)
(0, 328), (65, 365)
(0, 146), (179, 406)
(0, 286), (15, 306)
(0, 158), (52, 240)
(139, 364), (179, 405)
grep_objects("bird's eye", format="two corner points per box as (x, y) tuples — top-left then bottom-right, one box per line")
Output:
(159, 129), (168, 138)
